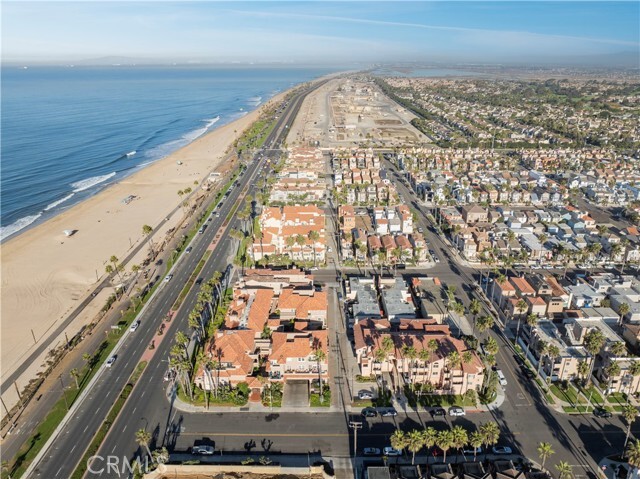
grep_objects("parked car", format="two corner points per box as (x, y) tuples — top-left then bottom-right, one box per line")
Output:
(492, 446), (513, 455)
(430, 407), (446, 417)
(448, 406), (466, 417)
(361, 407), (378, 418)
(192, 445), (215, 455)
(380, 408), (398, 417)
(358, 391), (374, 400)
(521, 367), (535, 379)
(594, 407), (613, 418)
(163, 369), (176, 382)
(383, 446), (402, 456)
(164, 274), (173, 283)
(105, 355), (117, 368)
(363, 447), (381, 456)
(129, 320), (140, 332)
(463, 446), (483, 455)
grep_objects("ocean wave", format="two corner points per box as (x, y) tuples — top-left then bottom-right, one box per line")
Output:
(247, 96), (262, 103)
(44, 193), (75, 211)
(144, 116), (220, 161)
(125, 150), (136, 158)
(0, 213), (42, 241)
(70, 172), (116, 192)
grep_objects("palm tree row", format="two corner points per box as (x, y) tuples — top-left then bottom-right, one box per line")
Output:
(389, 422), (501, 465)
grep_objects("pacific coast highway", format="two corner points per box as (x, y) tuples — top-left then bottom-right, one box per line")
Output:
(25, 79), (324, 479)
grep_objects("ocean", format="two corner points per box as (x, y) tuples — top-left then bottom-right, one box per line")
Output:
(0, 65), (335, 241)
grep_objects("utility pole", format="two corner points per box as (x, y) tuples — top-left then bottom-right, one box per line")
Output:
(58, 375), (69, 411)
(349, 421), (362, 459)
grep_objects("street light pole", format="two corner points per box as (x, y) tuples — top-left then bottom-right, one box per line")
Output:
(58, 375), (69, 411)
(349, 421), (362, 459)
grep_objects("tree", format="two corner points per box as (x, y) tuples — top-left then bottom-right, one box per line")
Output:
(451, 425), (468, 462)
(577, 359), (590, 384)
(313, 343), (327, 404)
(142, 224), (154, 253)
(406, 429), (423, 465)
(611, 342), (627, 358)
(623, 403), (639, 451)
(152, 447), (169, 465)
(537, 442), (555, 469)
(619, 303), (631, 325)
(402, 345), (418, 391)
(308, 230), (320, 266)
(70, 368), (80, 389)
(469, 299), (481, 333)
(536, 341), (549, 377)
(436, 429), (454, 463)
(390, 429), (408, 456)
(555, 461), (573, 479)
(469, 431), (483, 461)
(584, 328), (606, 379)
(514, 299), (528, 342)
(423, 426), (438, 452)
(109, 255), (122, 280)
(547, 345), (561, 379)
(484, 337), (499, 356)
(135, 429), (153, 460)
(627, 440), (640, 466)
(476, 316), (494, 337)
(479, 422), (500, 452)
(604, 362), (622, 392)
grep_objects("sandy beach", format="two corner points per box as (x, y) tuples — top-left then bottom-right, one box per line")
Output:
(0, 90), (289, 402)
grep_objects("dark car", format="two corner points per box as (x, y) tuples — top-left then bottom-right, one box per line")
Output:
(430, 407), (446, 417)
(361, 407), (378, 418)
(594, 407), (613, 418)
(521, 367), (535, 379)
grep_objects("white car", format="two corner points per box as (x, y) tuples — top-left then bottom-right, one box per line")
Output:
(448, 406), (466, 416)
(105, 355), (117, 368)
(358, 391), (374, 400)
(129, 320), (140, 332)
(497, 369), (508, 386)
(192, 445), (215, 455)
(463, 446), (483, 455)
(383, 446), (402, 456)
(164, 274), (173, 283)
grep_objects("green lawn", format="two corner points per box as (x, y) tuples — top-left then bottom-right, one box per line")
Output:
(550, 383), (584, 405)
(310, 389), (331, 407)
(563, 405), (594, 414)
(576, 383), (604, 405)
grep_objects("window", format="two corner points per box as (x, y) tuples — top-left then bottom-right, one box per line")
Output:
(298, 357), (306, 362)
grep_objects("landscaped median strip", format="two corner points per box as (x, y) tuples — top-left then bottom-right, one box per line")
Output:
(70, 361), (147, 479)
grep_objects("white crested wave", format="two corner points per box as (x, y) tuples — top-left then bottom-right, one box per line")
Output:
(144, 116), (220, 161)
(247, 96), (262, 104)
(0, 213), (42, 241)
(71, 172), (116, 192)
(44, 193), (75, 211)
(125, 150), (137, 158)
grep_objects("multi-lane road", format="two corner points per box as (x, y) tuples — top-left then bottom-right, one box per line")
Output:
(27, 81), (320, 479)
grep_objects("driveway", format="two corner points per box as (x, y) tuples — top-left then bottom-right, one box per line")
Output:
(282, 380), (309, 407)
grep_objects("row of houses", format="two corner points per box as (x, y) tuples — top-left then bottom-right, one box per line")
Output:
(269, 148), (326, 203)
(195, 269), (329, 394)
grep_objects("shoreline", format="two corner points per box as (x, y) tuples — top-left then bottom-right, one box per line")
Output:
(0, 85), (293, 390)
(0, 108), (257, 243)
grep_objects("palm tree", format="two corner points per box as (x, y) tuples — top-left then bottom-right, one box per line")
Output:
(175, 331), (190, 358)
(484, 337), (499, 356)
(577, 359), (590, 385)
(451, 425), (468, 462)
(469, 431), (483, 462)
(308, 230), (320, 266)
(536, 341), (549, 377)
(135, 428), (153, 460)
(422, 425), (438, 450)
(524, 314), (539, 357)
(313, 344), (327, 404)
(109, 255), (122, 281)
(476, 316), (494, 338)
(70, 368), (80, 389)
(437, 429), (454, 463)
(152, 447), (169, 465)
(537, 442), (555, 469)
(390, 429), (408, 456)
(514, 298), (528, 336)
(584, 329), (606, 379)
(142, 224), (154, 253)
(406, 429), (424, 465)
(469, 299), (481, 333)
(622, 403), (639, 451)
(626, 440), (640, 466)
(611, 342), (627, 358)
(547, 345), (561, 380)
(604, 362), (622, 393)
(555, 461), (573, 479)
(618, 303), (631, 326)
(401, 345), (418, 391)
(479, 422), (500, 453)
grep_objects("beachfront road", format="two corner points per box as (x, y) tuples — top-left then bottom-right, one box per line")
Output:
(28, 81), (320, 479)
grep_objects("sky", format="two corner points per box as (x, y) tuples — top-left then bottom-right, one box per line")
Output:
(2, 1), (639, 66)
